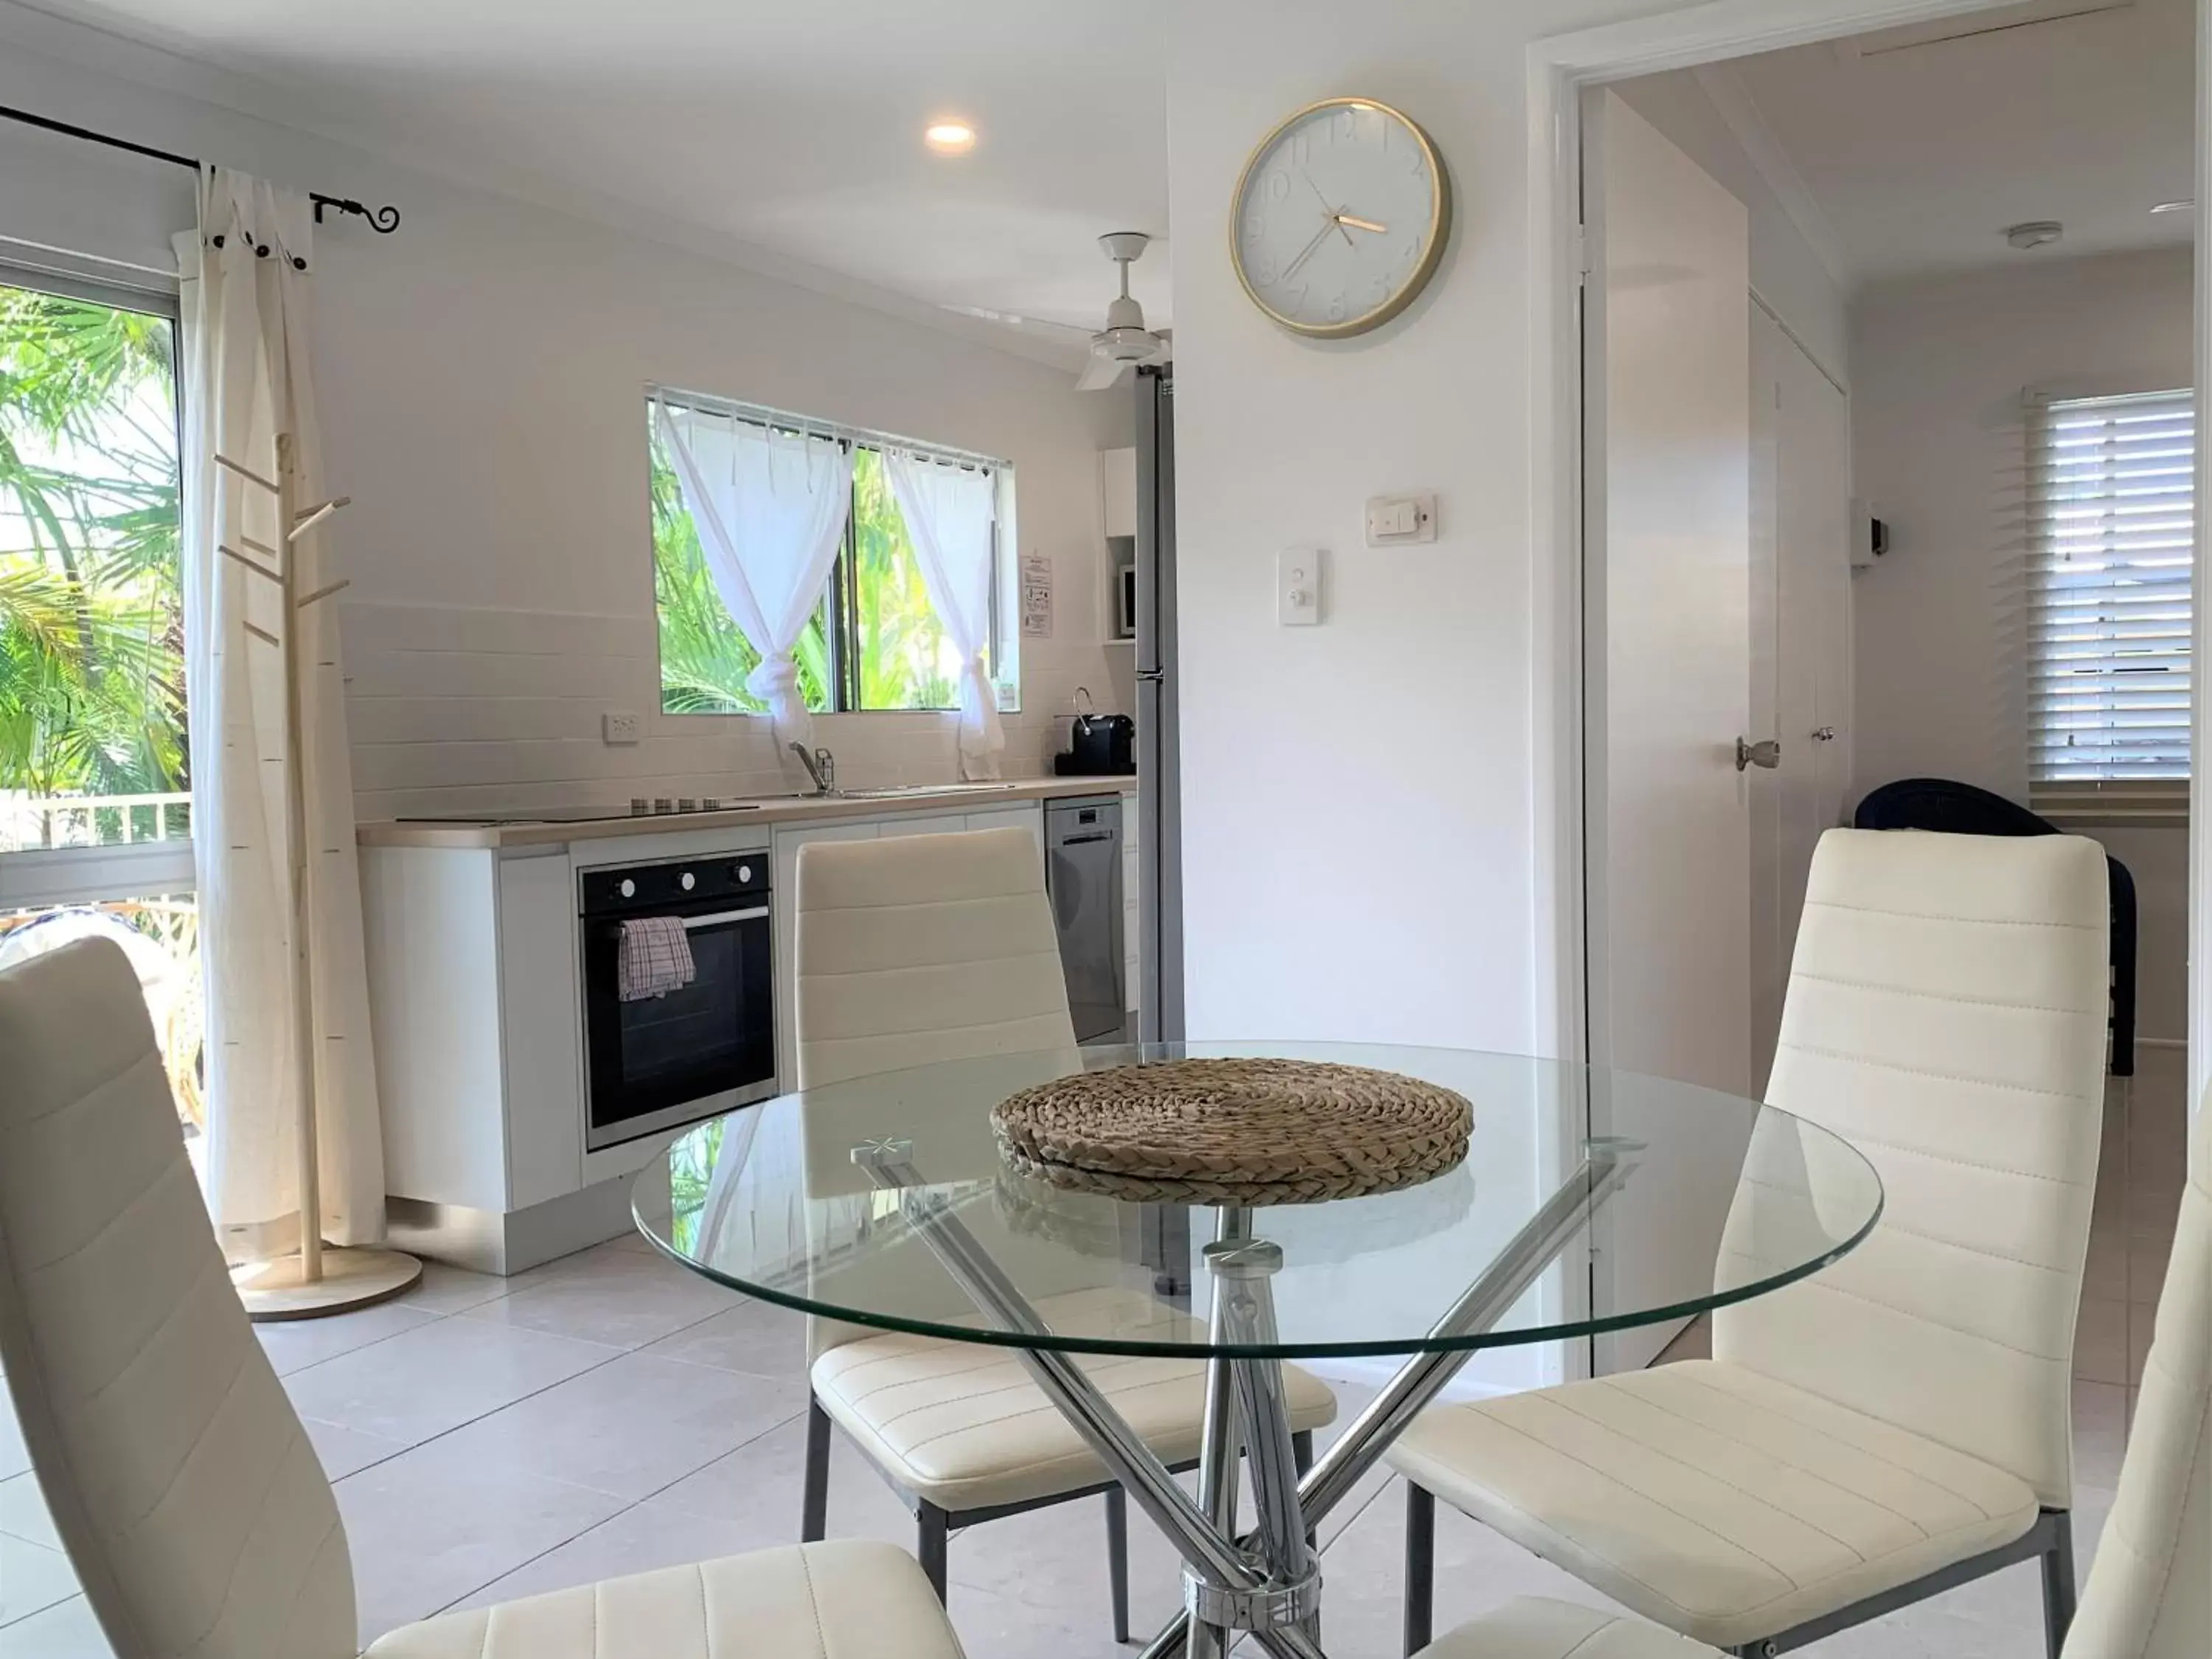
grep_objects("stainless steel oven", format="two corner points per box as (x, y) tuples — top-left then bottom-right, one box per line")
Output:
(579, 853), (776, 1151)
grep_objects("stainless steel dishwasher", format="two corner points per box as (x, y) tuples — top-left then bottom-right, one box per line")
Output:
(1045, 795), (1126, 1043)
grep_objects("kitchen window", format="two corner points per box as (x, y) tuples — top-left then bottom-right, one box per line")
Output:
(647, 392), (1016, 716)
(2026, 386), (2194, 820)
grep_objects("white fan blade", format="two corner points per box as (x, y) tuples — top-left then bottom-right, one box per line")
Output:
(1143, 329), (1172, 365)
(1075, 352), (1127, 392)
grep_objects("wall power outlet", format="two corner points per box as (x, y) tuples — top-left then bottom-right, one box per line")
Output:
(602, 711), (641, 745)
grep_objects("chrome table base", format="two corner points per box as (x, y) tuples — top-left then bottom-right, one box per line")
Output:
(853, 1136), (1639, 1658)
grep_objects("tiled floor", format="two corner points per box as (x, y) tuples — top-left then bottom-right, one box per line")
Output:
(0, 1049), (2188, 1657)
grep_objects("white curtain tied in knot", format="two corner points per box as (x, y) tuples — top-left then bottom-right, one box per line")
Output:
(653, 399), (852, 770)
(883, 451), (1004, 779)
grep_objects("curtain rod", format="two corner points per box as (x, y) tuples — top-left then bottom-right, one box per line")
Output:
(650, 384), (1007, 473)
(0, 102), (400, 234)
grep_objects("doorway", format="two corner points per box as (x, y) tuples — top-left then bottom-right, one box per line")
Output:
(1551, 0), (2203, 1375)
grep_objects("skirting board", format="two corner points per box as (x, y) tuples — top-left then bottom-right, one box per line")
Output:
(388, 1161), (669, 1276)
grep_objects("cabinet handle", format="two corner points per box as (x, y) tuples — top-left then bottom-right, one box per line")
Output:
(1811, 726), (1837, 742)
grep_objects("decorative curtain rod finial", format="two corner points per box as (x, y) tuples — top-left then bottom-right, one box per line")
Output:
(310, 194), (401, 234)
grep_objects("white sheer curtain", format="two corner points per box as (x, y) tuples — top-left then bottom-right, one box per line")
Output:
(174, 170), (386, 1258)
(884, 451), (1004, 779)
(655, 398), (852, 771)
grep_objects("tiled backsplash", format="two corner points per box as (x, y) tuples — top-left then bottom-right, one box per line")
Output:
(342, 599), (1127, 821)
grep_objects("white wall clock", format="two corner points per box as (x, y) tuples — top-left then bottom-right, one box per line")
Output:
(1230, 97), (1451, 339)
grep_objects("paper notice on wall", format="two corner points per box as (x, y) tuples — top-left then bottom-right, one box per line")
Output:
(1020, 553), (1053, 638)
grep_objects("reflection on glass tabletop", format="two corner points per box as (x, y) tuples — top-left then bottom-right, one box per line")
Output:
(636, 1042), (1882, 1359)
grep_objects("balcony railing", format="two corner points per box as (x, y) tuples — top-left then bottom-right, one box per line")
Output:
(0, 791), (192, 855)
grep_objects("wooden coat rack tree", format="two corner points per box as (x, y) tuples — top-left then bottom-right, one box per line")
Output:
(219, 434), (421, 1321)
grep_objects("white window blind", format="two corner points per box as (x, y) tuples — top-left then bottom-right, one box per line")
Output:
(2027, 386), (2194, 816)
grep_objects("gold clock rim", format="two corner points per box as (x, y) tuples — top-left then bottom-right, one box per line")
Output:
(1228, 95), (1452, 341)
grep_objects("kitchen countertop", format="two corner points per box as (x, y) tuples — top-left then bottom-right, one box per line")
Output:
(356, 774), (1138, 850)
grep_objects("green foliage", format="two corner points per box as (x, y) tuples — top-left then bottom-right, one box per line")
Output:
(650, 415), (960, 716)
(0, 285), (184, 808)
(849, 448), (958, 712)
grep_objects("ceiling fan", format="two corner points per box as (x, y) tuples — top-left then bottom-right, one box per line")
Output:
(945, 231), (1171, 392)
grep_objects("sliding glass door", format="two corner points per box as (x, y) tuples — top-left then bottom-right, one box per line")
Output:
(0, 265), (197, 1124)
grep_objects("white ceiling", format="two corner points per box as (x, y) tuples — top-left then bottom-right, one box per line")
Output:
(11, 0), (1171, 352)
(1726, 0), (2195, 287)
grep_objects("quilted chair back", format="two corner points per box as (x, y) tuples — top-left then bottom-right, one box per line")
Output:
(796, 827), (1080, 1357)
(2064, 1103), (2209, 1659)
(1717, 828), (2110, 1508)
(0, 939), (355, 1658)
(795, 827), (1077, 1090)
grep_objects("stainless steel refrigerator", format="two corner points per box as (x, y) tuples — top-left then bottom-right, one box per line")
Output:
(1133, 365), (1183, 1043)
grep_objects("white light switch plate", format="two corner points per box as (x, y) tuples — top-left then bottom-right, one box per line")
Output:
(1278, 546), (1323, 627)
(602, 711), (641, 745)
(1365, 493), (1437, 546)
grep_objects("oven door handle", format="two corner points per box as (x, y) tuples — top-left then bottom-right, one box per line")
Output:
(678, 905), (770, 929)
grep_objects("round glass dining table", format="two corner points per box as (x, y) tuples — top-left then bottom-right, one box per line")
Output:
(636, 1041), (1882, 1659)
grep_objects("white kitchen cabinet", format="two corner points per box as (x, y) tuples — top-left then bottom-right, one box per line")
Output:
(1099, 447), (1138, 539)
(363, 844), (582, 1217)
(965, 801), (1047, 860)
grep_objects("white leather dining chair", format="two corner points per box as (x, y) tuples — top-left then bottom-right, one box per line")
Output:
(1420, 1085), (2208, 1659)
(1390, 829), (2112, 1658)
(792, 826), (1335, 1639)
(0, 936), (967, 1659)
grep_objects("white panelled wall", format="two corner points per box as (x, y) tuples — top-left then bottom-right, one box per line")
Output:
(1850, 248), (2195, 1045)
(0, 23), (1133, 824)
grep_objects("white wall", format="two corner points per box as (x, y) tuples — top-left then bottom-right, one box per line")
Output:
(0, 27), (1130, 818)
(1850, 247), (2194, 1040)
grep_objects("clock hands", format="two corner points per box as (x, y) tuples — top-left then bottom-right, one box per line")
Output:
(1302, 170), (1357, 249)
(1279, 171), (1391, 286)
(1281, 217), (1340, 282)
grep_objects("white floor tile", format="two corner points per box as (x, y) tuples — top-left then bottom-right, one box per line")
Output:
(254, 1301), (441, 1377)
(0, 1595), (110, 1659)
(448, 1500), (771, 1613)
(0, 1406), (27, 1484)
(0, 1532), (79, 1627)
(302, 1416), (412, 1482)
(638, 1298), (807, 1381)
(393, 1262), (513, 1316)
(0, 1472), (58, 1551)
(422, 1351), (806, 1500)
(2073, 1296), (2130, 1385)
(457, 1243), (743, 1351)
(282, 1313), (623, 1450)
(2072, 1379), (2130, 1491)
(333, 1435), (627, 1645)
(651, 1413), (917, 1554)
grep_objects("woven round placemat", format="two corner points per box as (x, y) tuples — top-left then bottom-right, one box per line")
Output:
(990, 1057), (1473, 1206)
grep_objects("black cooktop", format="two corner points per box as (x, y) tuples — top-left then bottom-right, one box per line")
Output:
(396, 801), (765, 827)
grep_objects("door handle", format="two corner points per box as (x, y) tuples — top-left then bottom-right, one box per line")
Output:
(1810, 726), (1837, 742)
(1735, 737), (1782, 772)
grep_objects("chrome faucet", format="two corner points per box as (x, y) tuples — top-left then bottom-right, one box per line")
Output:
(788, 742), (837, 796)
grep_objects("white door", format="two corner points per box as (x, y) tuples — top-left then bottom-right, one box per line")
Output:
(1582, 91), (1754, 1373)
(1750, 308), (1853, 1088)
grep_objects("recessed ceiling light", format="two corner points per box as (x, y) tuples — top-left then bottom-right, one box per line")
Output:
(925, 122), (977, 155)
(2152, 199), (2195, 215)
